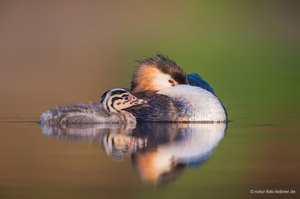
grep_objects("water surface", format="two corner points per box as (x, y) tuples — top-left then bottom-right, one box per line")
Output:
(1, 119), (299, 199)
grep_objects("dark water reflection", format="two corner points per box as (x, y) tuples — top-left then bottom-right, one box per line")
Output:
(40, 122), (226, 185)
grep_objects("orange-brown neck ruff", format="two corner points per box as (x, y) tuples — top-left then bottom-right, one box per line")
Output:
(131, 55), (188, 94)
(131, 65), (160, 94)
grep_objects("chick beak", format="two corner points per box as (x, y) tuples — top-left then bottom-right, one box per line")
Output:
(130, 97), (147, 105)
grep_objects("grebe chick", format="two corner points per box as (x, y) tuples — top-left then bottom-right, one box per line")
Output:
(40, 88), (146, 125)
(127, 55), (227, 122)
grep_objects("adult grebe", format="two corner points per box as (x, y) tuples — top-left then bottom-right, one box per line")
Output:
(40, 88), (146, 125)
(126, 55), (227, 122)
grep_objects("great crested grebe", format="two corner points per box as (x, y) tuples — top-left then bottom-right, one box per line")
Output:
(126, 54), (227, 122)
(40, 88), (146, 125)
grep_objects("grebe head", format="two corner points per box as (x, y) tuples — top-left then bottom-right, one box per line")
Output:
(100, 88), (146, 113)
(131, 54), (188, 94)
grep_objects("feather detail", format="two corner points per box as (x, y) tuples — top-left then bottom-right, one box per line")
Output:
(40, 103), (137, 125)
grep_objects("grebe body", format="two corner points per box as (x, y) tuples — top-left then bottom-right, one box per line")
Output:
(127, 55), (227, 122)
(158, 85), (226, 121)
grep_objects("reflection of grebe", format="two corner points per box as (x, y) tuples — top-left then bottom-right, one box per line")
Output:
(40, 88), (146, 125)
(40, 121), (227, 185)
(131, 123), (226, 185)
(127, 55), (227, 122)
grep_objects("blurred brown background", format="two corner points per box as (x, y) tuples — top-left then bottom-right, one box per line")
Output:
(0, 1), (185, 120)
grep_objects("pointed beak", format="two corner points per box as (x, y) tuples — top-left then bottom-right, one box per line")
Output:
(130, 97), (147, 105)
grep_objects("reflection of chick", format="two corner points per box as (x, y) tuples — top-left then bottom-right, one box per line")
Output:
(102, 132), (146, 161)
(127, 55), (227, 122)
(40, 88), (146, 125)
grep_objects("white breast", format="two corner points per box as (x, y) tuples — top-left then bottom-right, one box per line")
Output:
(158, 85), (226, 122)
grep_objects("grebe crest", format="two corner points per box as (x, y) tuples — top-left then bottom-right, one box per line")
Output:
(131, 54), (188, 94)
(100, 88), (146, 113)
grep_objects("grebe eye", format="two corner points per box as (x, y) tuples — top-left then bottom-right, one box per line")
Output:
(168, 79), (175, 84)
(123, 96), (128, 101)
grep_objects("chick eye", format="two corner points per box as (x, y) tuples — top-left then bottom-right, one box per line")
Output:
(117, 102), (121, 105)
(123, 97), (128, 101)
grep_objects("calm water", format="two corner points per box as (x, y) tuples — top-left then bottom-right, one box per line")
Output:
(0, 119), (298, 199)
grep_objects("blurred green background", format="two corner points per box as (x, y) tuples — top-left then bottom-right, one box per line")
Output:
(0, 1), (299, 199)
